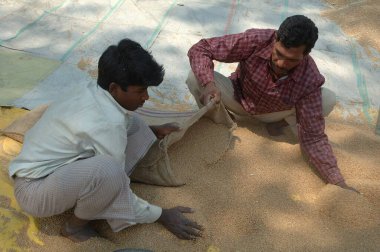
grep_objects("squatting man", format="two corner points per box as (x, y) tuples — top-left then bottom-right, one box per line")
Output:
(186, 15), (359, 193)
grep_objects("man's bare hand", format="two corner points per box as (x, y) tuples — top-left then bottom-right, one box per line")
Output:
(150, 123), (180, 139)
(157, 206), (203, 240)
(200, 81), (221, 105)
(336, 181), (360, 194)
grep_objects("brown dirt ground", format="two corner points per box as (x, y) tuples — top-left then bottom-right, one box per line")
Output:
(26, 109), (380, 251)
(322, 0), (380, 62)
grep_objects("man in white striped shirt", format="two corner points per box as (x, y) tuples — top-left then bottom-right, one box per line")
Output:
(10, 39), (203, 242)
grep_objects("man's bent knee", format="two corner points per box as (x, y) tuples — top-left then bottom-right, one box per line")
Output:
(186, 70), (203, 108)
(322, 88), (336, 116)
(91, 155), (127, 184)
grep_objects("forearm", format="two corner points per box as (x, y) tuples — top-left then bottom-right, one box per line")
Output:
(300, 135), (344, 184)
(188, 40), (216, 85)
(295, 87), (344, 184)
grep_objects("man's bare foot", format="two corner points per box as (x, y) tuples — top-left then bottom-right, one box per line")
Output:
(265, 119), (289, 136)
(60, 215), (99, 242)
(61, 221), (99, 242)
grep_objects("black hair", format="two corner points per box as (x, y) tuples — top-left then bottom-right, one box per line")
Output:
(97, 38), (165, 90)
(277, 15), (318, 54)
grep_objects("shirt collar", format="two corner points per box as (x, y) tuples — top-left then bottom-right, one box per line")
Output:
(255, 35), (275, 60)
(290, 57), (308, 82)
(91, 83), (129, 115)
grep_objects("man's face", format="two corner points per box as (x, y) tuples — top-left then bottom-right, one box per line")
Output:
(109, 83), (149, 111)
(271, 41), (306, 76)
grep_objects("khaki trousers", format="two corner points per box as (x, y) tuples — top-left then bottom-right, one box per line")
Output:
(186, 71), (336, 135)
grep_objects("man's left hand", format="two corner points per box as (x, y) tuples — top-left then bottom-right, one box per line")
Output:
(150, 123), (180, 139)
(336, 181), (360, 194)
(157, 206), (203, 240)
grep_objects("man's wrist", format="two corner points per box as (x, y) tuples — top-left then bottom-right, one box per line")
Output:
(150, 205), (163, 223)
(335, 180), (351, 190)
(149, 125), (157, 134)
(327, 171), (344, 185)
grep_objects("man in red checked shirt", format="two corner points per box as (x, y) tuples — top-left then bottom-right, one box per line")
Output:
(186, 15), (359, 193)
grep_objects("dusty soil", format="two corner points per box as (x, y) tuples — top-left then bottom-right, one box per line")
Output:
(322, 0), (380, 60)
(23, 113), (380, 252)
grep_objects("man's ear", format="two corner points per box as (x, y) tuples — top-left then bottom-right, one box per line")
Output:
(108, 82), (119, 97)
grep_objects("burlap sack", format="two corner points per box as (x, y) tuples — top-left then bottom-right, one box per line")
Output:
(131, 101), (236, 186)
(1, 101), (236, 187)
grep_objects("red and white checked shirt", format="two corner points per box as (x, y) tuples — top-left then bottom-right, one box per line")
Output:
(188, 28), (344, 184)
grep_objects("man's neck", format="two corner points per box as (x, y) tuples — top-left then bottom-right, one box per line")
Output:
(269, 62), (288, 81)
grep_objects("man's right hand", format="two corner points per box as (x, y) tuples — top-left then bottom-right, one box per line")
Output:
(157, 206), (203, 240)
(336, 181), (360, 194)
(200, 81), (221, 105)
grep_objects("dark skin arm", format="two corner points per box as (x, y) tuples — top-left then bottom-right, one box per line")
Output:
(157, 206), (203, 240)
(200, 81), (221, 105)
(150, 123), (180, 139)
